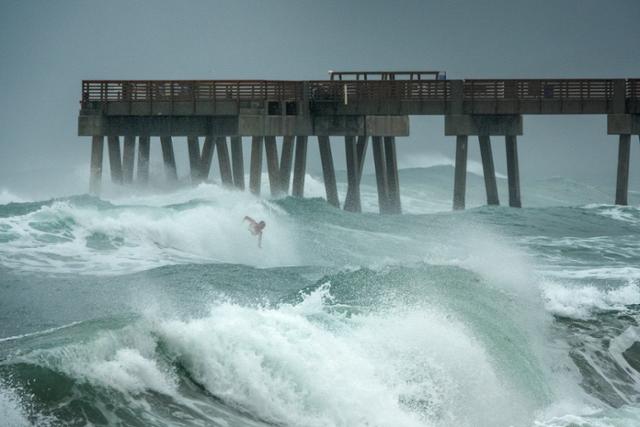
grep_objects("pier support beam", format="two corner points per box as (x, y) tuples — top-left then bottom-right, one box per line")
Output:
(453, 135), (468, 210)
(160, 136), (178, 182)
(216, 137), (233, 186)
(478, 135), (500, 205)
(372, 136), (389, 214)
(200, 136), (215, 181)
(505, 135), (521, 208)
(264, 136), (280, 196)
(89, 136), (104, 195)
(356, 136), (369, 180)
(122, 136), (135, 184)
(280, 136), (295, 194)
(108, 136), (123, 184)
(615, 134), (631, 205)
(137, 136), (150, 184)
(187, 136), (201, 183)
(343, 135), (369, 210)
(292, 136), (307, 198)
(384, 136), (401, 214)
(318, 136), (339, 207)
(343, 136), (361, 212)
(249, 136), (263, 195)
(230, 136), (245, 190)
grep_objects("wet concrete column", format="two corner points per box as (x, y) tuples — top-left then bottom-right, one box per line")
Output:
(108, 136), (123, 184)
(200, 136), (215, 181)
(136, 136), (150, 184)
(372, 136), (389, 214)
(89, 135), (104, 195)
(264, 136), (280, 196)
(230, 136), (245, 190)
(453, 135), (468, 210)
(478, 135), (500, 205)
(318, 136), (340, 207)
(292, 136), (307, 198)
(356, 135), (369, 182)
(279, 136), (295, 194)
(160, 136), (178, 182)
(216, 137), (233, 186)
(384, 136), (401, 214)
(505, 135), (522, 208)
(343, 136), (361, 212)
(615, 134), (631, 205)
(122, 136), (136, 184)
(187, 136), (201, 183)
(249, 136), (263, 195)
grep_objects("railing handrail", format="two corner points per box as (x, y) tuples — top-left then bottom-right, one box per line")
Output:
(80, 78), (640, 103)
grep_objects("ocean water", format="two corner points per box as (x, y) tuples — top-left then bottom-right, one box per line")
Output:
(1, 166), (640, 426)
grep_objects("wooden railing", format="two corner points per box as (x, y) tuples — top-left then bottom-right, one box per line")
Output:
(628, 79), (640, 99)
(307, 80), (450, 101)
(81, 79), (639, 104)
(81, 80), (304, 102)
(463, 79), (616, 100)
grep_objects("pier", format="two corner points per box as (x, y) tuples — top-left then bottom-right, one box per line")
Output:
(78, 72), (640, 213)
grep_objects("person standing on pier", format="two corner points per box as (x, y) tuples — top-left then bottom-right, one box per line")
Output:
(243, 216), (266, 248)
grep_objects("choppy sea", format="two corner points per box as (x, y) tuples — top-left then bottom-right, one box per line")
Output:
(1, 165), (640, 426)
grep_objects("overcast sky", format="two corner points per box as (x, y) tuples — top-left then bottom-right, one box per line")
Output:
(1, 0), (639, 197)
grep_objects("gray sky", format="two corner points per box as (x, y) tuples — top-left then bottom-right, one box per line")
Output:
(1, 0), (639, 197)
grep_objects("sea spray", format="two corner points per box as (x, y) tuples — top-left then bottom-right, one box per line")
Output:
(2, 167), (640, 426)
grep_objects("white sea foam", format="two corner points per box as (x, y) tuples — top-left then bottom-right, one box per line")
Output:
(543, 267), (640, 281)
(27, 325), (177, 397)
(542, 280), (640, 320)
(535, 405), (640, 427)
(155, 284), (535, 427)
(0, 321), (82, 343)
(0, 385), (31, 427)
(0, 183), (300, 274)
(0, 189), (27, 205)
(16, 284), (540, 427)
(584, 204), (640, 224)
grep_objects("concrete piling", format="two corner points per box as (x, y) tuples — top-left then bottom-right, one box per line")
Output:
(122, 136), (135, 184)
(505, 135), (521, 208)
(384, 136), (401, 214)
(615, 134), (631, 205)
(279, 136), (295, 194)
(187, 136), (201, 183)
(137, 136), (150, 184)
(249, 136), (263, 195)
(453, 135), (468, 210)
(264, 136), (280, 196)
(478, 135), (500, 205)
(230, 136), (245, 190)
(216, 137), (233, 186)
(343, 136), (361, 212)
(200, 136), (215, 181)
(318, 136), (340, 207)
(160, 136), (178, 182)
(343, 134), (369, 211)
(292, 136), (307, 197)
(356, 135), (368, 181)
(372, 136), (389, 213)
(108, 136), (123, 184)
(89, 135), (104, 195)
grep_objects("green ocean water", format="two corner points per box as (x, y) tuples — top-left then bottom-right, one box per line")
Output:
(1, 166), (640, 426)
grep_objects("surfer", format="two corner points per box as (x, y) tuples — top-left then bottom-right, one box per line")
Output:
(243, 216), (266, 248)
